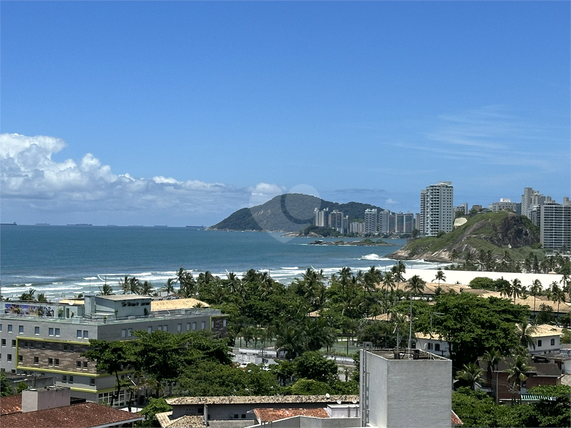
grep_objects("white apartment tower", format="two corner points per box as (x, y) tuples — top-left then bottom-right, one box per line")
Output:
(422, 181), (454, 237)
(364, 209), (378, 235)
(540, 200), (571, 250)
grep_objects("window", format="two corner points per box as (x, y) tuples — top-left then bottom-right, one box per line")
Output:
(427, 343), (432, 350)
(551, 338), (555, 346)
(435, 344), (441, 352)
(186, 323), (190, 331)
(49, 328), (54, 336)
(83, 330), (88, 339)
(23, 341), (28, 348)
(192, 322), (196, 330)
(18, 355), (23, 362)
(7, 354), (12, 362)
(30, 342), (35, 349)
(55, 328), (60, 337)
(69, 345), (74, 352)
(34, 326), (40, 335)
(121, 329), (126, 337)
(201, 321), (205, 330)
(18, 325), (24, 334)
(11, 340), (16, 347)
(211, 320), (215, 328)
(223, 319), (227, 327)
(48, 358), (53, 365)
(177, 323), (182, 332)
(55, 358), (59, 366)
(127, 329), (132, 337)
(77, 361), (82, 368)
(62, 375), (67, 383)
(83, 361), (88, 369)
(538, 340), (542, 347)
(1, 339), (5, 346)
(198, 408), (204, 415)
(147, 326), (152, 333)
(163, 325), (168, 332)
(41, 343), (45, 350)
(33, 356), (38, 364)
(8, 325), (12, 333)
(77, 330), (82, 338)
(0, 324), (2, 331)
(90, 378), (95, 386)
(63, 344), (68, 351)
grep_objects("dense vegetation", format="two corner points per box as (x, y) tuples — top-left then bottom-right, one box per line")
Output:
(210, 193), (383, 232)
(82, 263), (571, 427)
(390, 211), (542, 263)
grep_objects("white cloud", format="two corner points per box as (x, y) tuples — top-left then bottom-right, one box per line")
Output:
(0, 133), (283, 225)
(385, 198), (398, 205)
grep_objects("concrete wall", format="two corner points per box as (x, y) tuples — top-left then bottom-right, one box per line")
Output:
(361, 351), (452, 428)
(22, 387), (70, 412)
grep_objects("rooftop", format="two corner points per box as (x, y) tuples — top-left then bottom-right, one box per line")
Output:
(369, 349), (450, 361)
(166, 395), (359, 406)
(0, 400), (142, 428)
(254, 407), (330, 423)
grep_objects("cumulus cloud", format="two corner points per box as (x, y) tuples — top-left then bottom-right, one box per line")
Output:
(0, 133), (283, 224)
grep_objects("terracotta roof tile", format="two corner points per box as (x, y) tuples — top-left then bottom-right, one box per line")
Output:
(167, 395), (358, 406)
(156, 411), (205, 428)
(0, 401), (142, 428)
(254, 407), (329, 422)
(452, 410), (463, 426)
(0, 395), (22, 415)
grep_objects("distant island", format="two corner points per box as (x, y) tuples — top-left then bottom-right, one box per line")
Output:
(309, 238), (394, 247)
(209, 193), (383, 233)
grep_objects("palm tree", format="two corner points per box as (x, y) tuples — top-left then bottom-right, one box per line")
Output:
(511, 279), (523, 304)
(451, 249), (459, 263)
(405, 275), (426, 350)
(482, 349), (502, 395)
(456, 362), (484, 390)
(20, 288), (36, 302)
(433, 270), (446, 286)
(161, 278), (176, 296)
(139, 281), (154, 296)
(391, 261), (406, 285)
(516, 321), (537, 351)
(505, 354), (533, 400)
(530, 279), (542, 312)
(99, 282), (114, 296)
(497, 277), (512, 300)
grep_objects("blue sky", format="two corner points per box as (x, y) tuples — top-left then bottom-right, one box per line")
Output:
(1, 1), (569, 226)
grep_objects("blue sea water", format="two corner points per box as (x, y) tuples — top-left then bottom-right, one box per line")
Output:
(0, 225), (434, 300)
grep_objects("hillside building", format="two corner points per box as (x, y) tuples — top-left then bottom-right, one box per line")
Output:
(420, 181), (454, 236)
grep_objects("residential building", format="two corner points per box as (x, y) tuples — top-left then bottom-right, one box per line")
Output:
(421, 181), (454, 236)
(0, 295), (228, 407)
(364, 209), (378, 235)
(489, 198), (518, 213)
(522, 187), (553, 219)
(455, 203), (469, 215)
(349, 221), (365, 235)
(394, 212), (414, 233)
(314, 208), (329, 228)
(540, 200), (571, 250)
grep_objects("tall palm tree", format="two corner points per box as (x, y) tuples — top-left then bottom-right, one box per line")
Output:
(530, 280), (542, 313)
(405, 275), (426, 350)
(99, 282), (114, 296)
(511, 279), (523, 304)
(497, 277), (513, 300)
(433, 270), (446, 286)
(456, 362), (484, 390)
(482, 349), (502, 395)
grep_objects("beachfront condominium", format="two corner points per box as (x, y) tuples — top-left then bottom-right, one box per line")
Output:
(364, 209), (378, 235)
(420, 181), (454, 236)
(540, 199), (571, 250)
(521, 187), (553, 219)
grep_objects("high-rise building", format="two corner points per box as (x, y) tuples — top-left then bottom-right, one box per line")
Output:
(313, 208), (329, 227)
(521, 187), (552, 219)
(540, 200), (571, 250)
(379, 210), (391, 234)
(421, 181), (454, 236)
(328, 210), (346, 233)
(419, 190), (427, 235)
(364, 209), (378, 235)
(490, 198), (517, 213)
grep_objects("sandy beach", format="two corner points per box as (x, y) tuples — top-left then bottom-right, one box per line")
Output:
(402, 268), (564, 291)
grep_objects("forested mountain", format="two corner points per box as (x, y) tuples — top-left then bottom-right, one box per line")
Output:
(389, 211), (541, 263)
(209, 193), (383, 232)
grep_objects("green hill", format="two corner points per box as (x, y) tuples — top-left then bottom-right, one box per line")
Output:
(209, 193), (383, 232)
(388, 211), (541, 262)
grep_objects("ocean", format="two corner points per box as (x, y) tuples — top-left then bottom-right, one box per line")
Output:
(0, 225), (437, 300)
